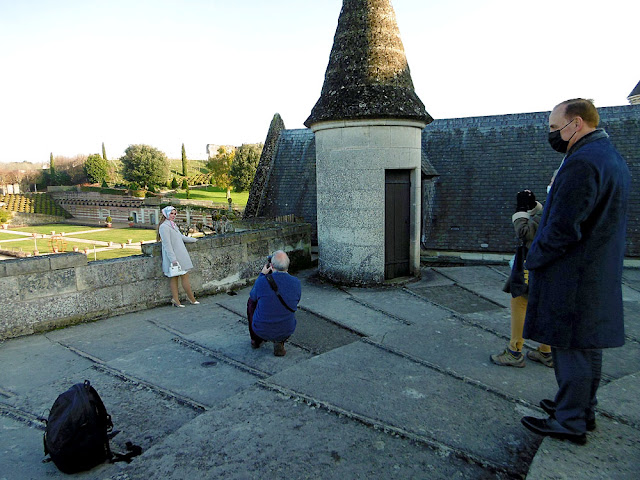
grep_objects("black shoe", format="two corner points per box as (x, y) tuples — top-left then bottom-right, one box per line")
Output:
(521, 416), (587, 445)
(539, 399), (596, 431)
(251, 339), (262, 349)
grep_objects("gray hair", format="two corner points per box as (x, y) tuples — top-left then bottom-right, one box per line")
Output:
(270, 250), (289, 272)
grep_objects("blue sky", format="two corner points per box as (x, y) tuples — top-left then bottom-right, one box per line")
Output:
(0, 0), (637, 163)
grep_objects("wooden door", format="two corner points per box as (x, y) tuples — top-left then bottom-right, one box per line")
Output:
(385, 170), (411, 279)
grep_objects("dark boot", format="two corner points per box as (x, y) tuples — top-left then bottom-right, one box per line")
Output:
(273, 341), (286, 357)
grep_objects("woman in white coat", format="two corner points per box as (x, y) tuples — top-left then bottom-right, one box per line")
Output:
(157, 206), (198, 307)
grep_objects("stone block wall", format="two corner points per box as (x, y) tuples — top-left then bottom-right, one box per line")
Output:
(313, 119), (424, 284)
(0, 223), (312, 340)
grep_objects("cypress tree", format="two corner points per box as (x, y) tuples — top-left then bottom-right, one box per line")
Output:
(49, 152), (55, 185)
(102, 142), (107, 162)
(181, 143), (187, 177)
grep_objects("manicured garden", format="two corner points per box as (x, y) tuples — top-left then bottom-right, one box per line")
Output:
(0, 224), (159, 261)
(0, 193), (71, 217)
(171, 186), (249, 206)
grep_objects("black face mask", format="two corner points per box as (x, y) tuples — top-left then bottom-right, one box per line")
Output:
(548, 119), (576, 153)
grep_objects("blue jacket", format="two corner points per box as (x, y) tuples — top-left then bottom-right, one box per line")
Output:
(250, 272), (301, 341)
(523, 130), (630, 349)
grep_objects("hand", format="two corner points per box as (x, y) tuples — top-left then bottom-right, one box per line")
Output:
(261, 264), (272, 275)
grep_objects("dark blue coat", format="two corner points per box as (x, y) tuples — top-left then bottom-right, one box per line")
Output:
(249, 272), (301, 341)
(523, 130), (630, 349)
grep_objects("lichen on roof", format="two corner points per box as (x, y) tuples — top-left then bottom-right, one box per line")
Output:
(305, 0), (432, 127)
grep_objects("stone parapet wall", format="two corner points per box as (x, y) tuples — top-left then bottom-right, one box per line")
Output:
(0, 223), (312, 340)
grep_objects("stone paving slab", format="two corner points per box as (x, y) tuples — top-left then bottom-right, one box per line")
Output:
(622, 284), (640, 302)
(0, 416), (58, 480)
(297, 283), (407, 337)
(1, 265), (638, 479)
(3, 369), (201, 480)
(0, 335), (93, 395)
(431, 266), (507, 286)
(117, 387), (502, 480)
(622, 269), (640, 284)
(150, 301), (248, 336)
(345, 286), (453, 326)
(597, 372), (640, 426)
(623, 301), (640, 340)
(44, 311), (175, 362)
(525, 415), (640, 480)
(414, 267), (458, 287)
(107, 341), (260, 408)
(183, 328), (315, 377)
(432, 266), (511, 307)
(209, 289), (364, 356)
(218, 279), (407, 338)
(264, 341), (539, 474)
(460, 309), (513, 338)
(373, 323), (557, 407)
(599, 343), (640, 380)
(406, 284), (505, 314)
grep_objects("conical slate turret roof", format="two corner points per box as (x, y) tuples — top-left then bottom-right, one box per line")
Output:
(628, 80), (640, 102)
(305, 0), (432, 127)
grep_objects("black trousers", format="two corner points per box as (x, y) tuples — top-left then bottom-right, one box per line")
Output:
(551, 347), (602, 434)
(247, 298), (264, 343)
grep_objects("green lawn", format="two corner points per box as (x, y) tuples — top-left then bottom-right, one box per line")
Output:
(9, 224), (157, 242)
(11, 224), (108, 234)
(0, 224), (158, 260)
(67, 229), (158, 244)
(170, 186), (249, 206)
(0, 238), (144, 260)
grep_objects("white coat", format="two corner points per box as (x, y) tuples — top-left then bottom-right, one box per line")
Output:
(159, 221), (197, 277)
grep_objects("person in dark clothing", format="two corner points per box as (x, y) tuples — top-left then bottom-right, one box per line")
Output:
(491, 189), (552, 368)
(247, 250), (301, 356)
(521, 99), (630, 445)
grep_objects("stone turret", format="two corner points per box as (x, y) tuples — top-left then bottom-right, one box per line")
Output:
(307, 0), (431, 285)
(628, 80), (640, 105)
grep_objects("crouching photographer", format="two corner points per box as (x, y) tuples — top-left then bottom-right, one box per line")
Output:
(247, 250), (301, 356)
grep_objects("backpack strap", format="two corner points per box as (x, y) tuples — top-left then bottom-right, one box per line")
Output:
(110, 442), (143, 464)
(84, 381), (113, 433)
(265, 273), (295, 313)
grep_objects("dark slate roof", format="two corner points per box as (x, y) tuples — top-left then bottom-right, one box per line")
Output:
(255, 129), (318, 243)
(252, 105), (640, 257)
(629, 80), (640, 98)
(305, 0), (432, 127)
(422, 105), (640, 256)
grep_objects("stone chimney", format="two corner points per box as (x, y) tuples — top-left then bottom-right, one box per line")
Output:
(306, 0), (432, 285)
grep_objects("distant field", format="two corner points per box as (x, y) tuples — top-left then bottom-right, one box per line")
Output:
(168, 158), (209, 177)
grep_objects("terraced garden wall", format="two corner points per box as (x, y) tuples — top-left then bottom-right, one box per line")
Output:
(0, 223), (312, 340)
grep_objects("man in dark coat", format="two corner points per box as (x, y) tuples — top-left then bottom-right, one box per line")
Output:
(521, 98), (630, 445)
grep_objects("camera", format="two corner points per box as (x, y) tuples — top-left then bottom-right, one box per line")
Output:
(267, 255), (272, 265)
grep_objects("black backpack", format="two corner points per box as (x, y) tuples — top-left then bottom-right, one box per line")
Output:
(43, 380), (141, 474)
